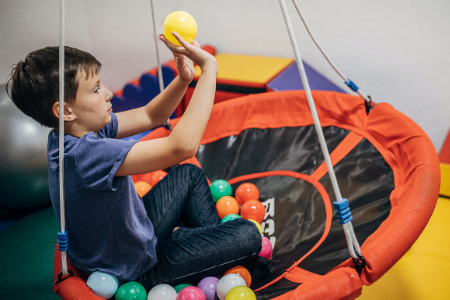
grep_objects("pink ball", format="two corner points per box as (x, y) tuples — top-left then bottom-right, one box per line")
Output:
(259, 236), (273, 259)
(176, 286), (206, 300)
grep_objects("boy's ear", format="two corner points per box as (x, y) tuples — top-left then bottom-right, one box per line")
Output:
(52, 101), (76, 122)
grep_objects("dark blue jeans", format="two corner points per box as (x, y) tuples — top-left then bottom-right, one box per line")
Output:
(136, 164), (262, 291)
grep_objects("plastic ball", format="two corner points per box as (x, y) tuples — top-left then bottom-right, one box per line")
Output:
(176, 286), (206, 300)
(224, 286), (256, 300)
(259, 236), (273, 259)
(174, 283), (193, 293)
(197, 277), (219, 300)
(247, 219), (262, 235)
(216, 196), (240, 219)
(240, 200), (266, 223)
(221, 214), (241, 223)
(224, 266), (251, 287)
(235, 183), (259, 205)
(141, 170), (168, 187)
(134, 181), (152, 198)
(210, 180), (232, 203)
(148, 284), (177, 300)
(86, 271), (119, 299)
(216, 274), (247, 300)
(115, 281), (147, 300)
(163, 11), (197, 46)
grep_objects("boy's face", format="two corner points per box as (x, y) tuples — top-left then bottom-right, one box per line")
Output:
(68, 71), (113, 134)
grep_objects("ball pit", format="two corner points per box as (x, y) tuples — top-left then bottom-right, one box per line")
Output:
(163, 11), (197, 46)
(134, 181), (151, 198)
(216, 196), (240, 219)
(148, 284), (177, 300)
(210, 179), (232, 202)
(115, 281), (146, 300)
(216, 274), (247, 300)
(235, 183), (259, 205)
(224, 266), (252, 287)
(240, 200), (265, 223)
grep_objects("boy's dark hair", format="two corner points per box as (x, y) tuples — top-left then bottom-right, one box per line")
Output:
(6, 46), (102, 128)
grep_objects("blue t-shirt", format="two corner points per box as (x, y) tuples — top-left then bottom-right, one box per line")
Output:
(48, 113), (157, 281)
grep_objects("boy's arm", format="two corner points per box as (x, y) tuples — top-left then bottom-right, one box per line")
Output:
(115, 34), (218, 176)
(115, 51), (195, 140)
(114, 76), (189, 140)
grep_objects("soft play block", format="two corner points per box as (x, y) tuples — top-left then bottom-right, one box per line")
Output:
(206, 53), (292, 86)
(193, 53), (293, 88)
(111, 65), (175, 113)
(440, 163), (450, 197)
(267, 61), (345, 93)
(439, 129), (450, 164)
(180, 53), (293, 113)
(359, 197), (450, 300)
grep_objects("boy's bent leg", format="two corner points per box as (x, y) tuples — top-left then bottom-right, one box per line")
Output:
(136, 219), (264, 291)
(142, 164), (220, 241)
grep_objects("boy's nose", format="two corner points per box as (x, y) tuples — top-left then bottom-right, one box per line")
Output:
(105, 89), (113, 102)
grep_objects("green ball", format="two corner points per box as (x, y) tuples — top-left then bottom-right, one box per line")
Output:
(115, 281), (147, 300)
(210, 179), (232, 202)
(173, 282), (192, 293)
(221, 214), (242, 223)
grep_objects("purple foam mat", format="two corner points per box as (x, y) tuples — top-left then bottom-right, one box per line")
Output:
(268, 62), (346, 93)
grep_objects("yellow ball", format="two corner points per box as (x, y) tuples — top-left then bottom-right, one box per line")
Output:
(163, 11), (197, 46)
(248, 219), (262, 235)
(225, 286), (256, 300)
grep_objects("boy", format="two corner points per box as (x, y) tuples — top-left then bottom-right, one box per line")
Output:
(7, 32), (269, 291)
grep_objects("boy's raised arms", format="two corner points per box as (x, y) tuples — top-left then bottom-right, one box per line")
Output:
(114, 40), (196, 140)
(115, 33), (218, 177)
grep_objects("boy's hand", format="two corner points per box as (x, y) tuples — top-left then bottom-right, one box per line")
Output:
(160, 32), (217, 73)
(173, 51), (195, 83)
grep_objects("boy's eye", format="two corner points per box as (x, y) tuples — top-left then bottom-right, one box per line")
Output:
(94, 87), (100, 93)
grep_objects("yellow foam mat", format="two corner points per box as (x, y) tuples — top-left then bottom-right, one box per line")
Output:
(194, 53), (293, 84)
(440, 163), (450, 197)
(359, 197), (450, 300)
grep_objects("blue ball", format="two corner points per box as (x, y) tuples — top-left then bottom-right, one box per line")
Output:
(86, 271), (119, 299)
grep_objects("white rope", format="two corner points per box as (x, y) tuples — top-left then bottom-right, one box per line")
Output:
(150, 0), (164, 94)
(278, 0), (362, 260)
(149, 0), (172, 130)
(291, 0), (371, 104)
(59, 0), (68, 276)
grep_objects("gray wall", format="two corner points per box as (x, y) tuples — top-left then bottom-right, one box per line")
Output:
(1, 0), (449, 151)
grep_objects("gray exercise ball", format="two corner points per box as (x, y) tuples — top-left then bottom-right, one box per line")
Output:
(0, 83), (51, 208)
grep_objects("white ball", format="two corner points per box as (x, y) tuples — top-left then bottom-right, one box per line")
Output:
(148, 284), (177, 300)
(216, 274), (247, 300)
(86, 271), (119, 299)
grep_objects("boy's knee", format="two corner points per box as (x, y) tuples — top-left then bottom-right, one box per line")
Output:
(175, 164), (203, 179)
(176, 163), (201, 173)
(232, 219), (263, 252)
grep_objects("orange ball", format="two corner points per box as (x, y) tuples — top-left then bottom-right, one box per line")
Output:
(235, 183), (260, 205)
(134, 181), (152, 198)
(240, 200), (265, 223)
(141, 170), (168, 187)
(216, 196), (240, 219)
(224, 265), (252, 287)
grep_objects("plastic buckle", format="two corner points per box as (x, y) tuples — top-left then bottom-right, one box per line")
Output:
(345, 79), (359, 92)
(58, 231), (69, 251)
(163, 121), (173, 131)
(365, 95), (373, 114)
(57, 269), (74, 284)
(333, 199), (353, 224)
(352, 252), (366, 276)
